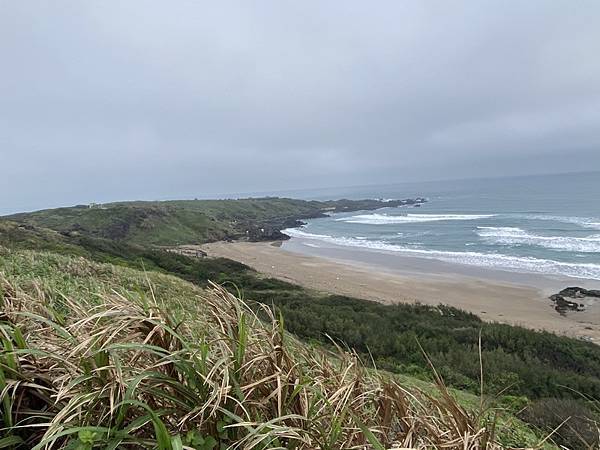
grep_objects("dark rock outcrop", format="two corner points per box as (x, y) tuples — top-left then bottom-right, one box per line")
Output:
(549, 294), (585, 315)
(549, 287), (600, 316)
(248, 197), (427, 242)
(557, 287), (600, 299)
(246, 227), (291, 242)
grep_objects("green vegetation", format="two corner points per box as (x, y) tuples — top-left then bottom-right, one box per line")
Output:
(520, 398), (600, 450)
(0, 248), (543, 449)
(3, 221), (600, 403)
(5, 197), (420, 245)
(2, 197), (600, 448)
(267, 294), (600, 399)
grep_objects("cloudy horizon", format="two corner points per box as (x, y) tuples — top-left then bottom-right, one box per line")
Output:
(2, 1), (600, 214)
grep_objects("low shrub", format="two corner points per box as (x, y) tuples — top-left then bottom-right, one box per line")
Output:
(519, 398), (599, 449)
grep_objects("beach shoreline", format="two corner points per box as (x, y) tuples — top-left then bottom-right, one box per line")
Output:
(199, 239), (600, 342)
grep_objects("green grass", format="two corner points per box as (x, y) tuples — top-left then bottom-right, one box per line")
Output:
(0, 247), (200, 308)
(0, 247), (551, 449)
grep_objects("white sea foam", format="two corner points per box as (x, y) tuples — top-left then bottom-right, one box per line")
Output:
(283, 227), (600, 280)
(284, 229), (332, 239)
(519, 215), (600, 230)
(336, 213), (496, 225)
(477, 227), (600, 253)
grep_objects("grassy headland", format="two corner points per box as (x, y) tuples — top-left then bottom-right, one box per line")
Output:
(5, 197), (424, 245)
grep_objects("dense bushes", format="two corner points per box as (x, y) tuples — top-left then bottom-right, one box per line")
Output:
(250, 292), (600, 400)
(519, 398), (599, 449)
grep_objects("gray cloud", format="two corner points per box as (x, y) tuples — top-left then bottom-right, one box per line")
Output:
(1, 1), (599, 214)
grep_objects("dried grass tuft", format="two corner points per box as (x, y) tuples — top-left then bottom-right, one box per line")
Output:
(0, 275), (512, 449)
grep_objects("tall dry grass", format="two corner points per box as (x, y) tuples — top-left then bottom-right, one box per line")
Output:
(0, 274), (509, 449)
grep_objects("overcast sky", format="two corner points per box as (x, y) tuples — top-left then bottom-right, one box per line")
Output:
(1, 1), (599, 214)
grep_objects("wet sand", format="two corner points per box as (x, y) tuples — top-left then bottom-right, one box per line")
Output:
(197, 240), (600, 341)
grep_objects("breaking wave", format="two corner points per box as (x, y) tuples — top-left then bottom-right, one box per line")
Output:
(336, 213), (496, 225)
(477, 227), (600, 253)
(518, 215), (600, 230)
(283, 227), (600, 280)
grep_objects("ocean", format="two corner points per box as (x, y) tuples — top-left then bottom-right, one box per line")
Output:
(281, 171), (600, 281)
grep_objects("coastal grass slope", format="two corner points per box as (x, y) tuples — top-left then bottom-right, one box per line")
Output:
(0, 248), (546, 449)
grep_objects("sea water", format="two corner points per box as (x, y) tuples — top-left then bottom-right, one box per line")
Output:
(281, 171), (600, 281)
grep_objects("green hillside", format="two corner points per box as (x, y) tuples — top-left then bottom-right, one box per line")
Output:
(0, 246), (548, 449)
(5, 197), (422, 245)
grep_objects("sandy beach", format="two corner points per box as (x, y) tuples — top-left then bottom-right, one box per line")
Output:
(198, 240), (600, 341)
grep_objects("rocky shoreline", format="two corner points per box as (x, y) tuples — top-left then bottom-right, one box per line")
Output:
(246, 197), (427, 241)
(550, 287), (600, 316)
